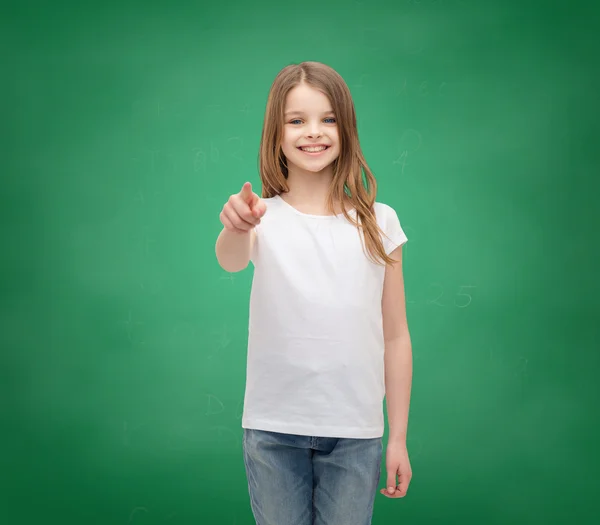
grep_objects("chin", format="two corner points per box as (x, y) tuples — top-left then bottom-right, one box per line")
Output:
(288, 152), (339, 174)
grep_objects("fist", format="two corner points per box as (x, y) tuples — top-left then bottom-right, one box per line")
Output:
(220, 182), (267, 234)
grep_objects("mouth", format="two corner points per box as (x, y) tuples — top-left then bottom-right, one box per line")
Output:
(297, 145), (330, 156)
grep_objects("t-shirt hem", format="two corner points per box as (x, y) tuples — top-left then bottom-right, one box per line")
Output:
(385, 234), (408, 255)
(242, 417), (384, 439)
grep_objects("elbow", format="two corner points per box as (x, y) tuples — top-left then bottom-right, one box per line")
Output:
(216, 254), (250, 273)
(219, 262), (249, 273)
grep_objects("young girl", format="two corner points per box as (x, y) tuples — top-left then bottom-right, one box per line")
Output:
(215, 61), (413, 525)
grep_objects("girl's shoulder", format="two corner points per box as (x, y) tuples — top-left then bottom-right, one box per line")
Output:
(373, 201), (401, 222)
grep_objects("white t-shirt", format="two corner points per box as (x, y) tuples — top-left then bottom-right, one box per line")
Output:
(241, 194), (408, 439)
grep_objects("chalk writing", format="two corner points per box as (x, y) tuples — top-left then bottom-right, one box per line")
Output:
(422, 284), (477, 307)
(122, 310), (144, 345)
(128, 507), (148, 522)
(193, 147), (207, 173)
(205, 393), (225, 416)
(393, 150), (410, 174)
(214, 324), (231, 350)
(235, 399), (244, 420)
(210, 141), (220, 164)
(454, 286), (476, 308)
(227, 136), (245, 161)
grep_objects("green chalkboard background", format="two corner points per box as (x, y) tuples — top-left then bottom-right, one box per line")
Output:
(2, 0), (599, 523)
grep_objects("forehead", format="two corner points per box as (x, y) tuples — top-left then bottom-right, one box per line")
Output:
(285, 83), (332, 112)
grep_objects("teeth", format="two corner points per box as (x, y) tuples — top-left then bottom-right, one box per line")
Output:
(300, 146), (327, 152)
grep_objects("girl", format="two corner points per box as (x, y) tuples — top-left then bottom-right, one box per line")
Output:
(215, 61), (413, 525)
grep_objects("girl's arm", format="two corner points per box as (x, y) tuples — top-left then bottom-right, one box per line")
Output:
(215, 228), (255, 273)
(215, 182), (265, 272)
(382, 245), (413, 444)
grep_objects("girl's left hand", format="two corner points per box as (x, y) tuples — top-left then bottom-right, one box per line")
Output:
(380, 442), (412, 498)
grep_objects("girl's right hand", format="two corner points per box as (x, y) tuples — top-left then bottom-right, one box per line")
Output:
(220, 182), (267, 234)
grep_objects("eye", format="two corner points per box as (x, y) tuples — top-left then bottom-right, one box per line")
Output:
(289, 119), (302, 125)
(324, 117), (336, 124)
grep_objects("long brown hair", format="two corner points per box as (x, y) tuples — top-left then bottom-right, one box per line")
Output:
(258, 61), (397, 266)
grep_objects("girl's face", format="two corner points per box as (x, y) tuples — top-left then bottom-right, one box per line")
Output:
(281, 83), (340, 176)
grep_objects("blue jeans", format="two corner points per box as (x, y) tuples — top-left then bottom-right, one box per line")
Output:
(243, 428), (383, 525)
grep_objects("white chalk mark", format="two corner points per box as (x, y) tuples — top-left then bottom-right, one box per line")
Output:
(455, 285), (476, 308)
(426, 283), (445, 307)
(235, 399), (244, 419)
(193, 148), (207, 173)
(210, 141), (220, 164)
(129, 507), (148, 522)
(227, 137), (245, 161)
(210, 425), (240, 446)
(393, 150), (409, 174)
(399, 129), (422, 152)
(397, 78), (408, 97)
(122, 310), (144, 343)
(220, 273), (235, 284)
(205, 394), (225, 416)
(214, 324), (231, 350)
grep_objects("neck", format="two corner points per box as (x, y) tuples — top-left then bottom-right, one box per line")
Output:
(284, 164), (334, 210)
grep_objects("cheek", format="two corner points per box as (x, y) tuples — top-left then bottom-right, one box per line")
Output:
(282, 129), (300, 153)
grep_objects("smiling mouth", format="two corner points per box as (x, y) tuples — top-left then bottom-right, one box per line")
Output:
(297, 146), (330, 154)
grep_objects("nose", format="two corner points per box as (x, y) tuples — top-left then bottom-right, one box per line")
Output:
(306, 120), (323, 138)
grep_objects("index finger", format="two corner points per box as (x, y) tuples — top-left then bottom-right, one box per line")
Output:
(239, 182), (253, 202)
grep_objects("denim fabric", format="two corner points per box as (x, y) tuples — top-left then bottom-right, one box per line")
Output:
(243, 428), (382, 525)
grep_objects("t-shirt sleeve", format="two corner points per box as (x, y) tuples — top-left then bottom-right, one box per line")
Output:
(382, 204), (408, 255)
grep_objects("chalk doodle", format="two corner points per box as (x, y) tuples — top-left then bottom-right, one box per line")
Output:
(395, 79), (448, 98)
(220, 272), (236, 285)
(235, 399), (244, 420)
(193, 147), (207, 173)
(214, 323), (232, 350)
(128, 506), (148, 523)
(424, 283), (477, 307)
(393, 129), (422, 174)
(393, 150), (410, 175)
(210, 141), (220, 164)
(205, 393), (225, 416)
(122, 310), (145, 345)
(454, 285), (476, 308)
(210, 425), (240, 448)
(227, 136), (245, 162)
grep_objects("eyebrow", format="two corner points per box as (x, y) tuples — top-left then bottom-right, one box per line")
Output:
(284, 110), (335, 117)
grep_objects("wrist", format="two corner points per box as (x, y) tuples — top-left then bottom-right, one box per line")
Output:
(387, 435), (407, 446)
